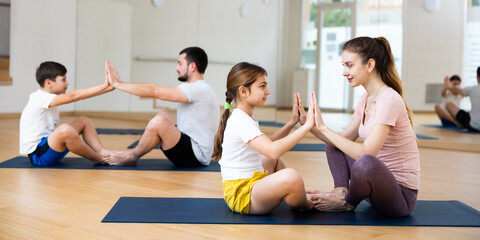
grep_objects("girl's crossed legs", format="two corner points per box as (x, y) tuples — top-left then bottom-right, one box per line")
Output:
(249, 156), (313, 215)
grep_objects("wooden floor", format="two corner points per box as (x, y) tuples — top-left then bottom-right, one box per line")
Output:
(1, 111), (479, 239)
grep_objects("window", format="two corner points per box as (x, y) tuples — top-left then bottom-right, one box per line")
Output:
(301, 0), (403, 111)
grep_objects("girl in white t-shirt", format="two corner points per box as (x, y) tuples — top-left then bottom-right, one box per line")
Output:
(212, 62), (316, 215)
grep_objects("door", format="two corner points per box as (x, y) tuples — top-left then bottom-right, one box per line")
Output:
(315, 1), (356, 111)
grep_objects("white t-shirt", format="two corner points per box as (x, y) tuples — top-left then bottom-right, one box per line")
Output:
(177, 79), (220, 165)
(463, 84), (480, 130)
(441, 90), (463, 108)
(219, 109), (264, 181)
(19, 89), (58, 154)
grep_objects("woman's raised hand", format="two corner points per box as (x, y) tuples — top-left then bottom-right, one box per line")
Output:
(303, 92), (316, 129)
(312, 92), (326, 130)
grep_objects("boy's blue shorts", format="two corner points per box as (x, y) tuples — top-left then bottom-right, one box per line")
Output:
(28, 137), (69, 166)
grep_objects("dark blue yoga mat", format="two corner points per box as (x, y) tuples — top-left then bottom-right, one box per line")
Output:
(423, 124), (480, 134)
(96, 128), (144, 135)
(102, 197), (480, 226)
(259, 121), (287, 128)
(0, 156), (220, 172)
(415, 134), (438, 140)
(290, 143), (326, 151)
(128, 141), (327, 152)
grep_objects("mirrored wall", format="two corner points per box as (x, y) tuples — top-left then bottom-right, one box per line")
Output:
(75, 0), (281, 122)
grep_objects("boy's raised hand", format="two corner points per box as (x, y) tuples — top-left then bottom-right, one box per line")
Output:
(443, 76), (450, 88)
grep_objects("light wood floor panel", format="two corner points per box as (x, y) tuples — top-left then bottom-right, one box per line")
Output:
(1, 114), (479, 239)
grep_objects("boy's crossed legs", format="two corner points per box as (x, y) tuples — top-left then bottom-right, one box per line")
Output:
(47, 116), (111, 164)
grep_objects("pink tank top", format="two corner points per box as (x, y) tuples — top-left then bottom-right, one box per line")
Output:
(354, 88), (420, 190)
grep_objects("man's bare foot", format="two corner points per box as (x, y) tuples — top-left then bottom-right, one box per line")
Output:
(105, 150), (137, 165)
(311, 195), (355, 212)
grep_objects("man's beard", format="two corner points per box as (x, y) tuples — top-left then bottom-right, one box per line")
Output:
(177, 72), (188, 82)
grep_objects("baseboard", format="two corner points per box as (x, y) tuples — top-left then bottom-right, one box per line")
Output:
(73, 111), (159, 122)
(417, 139), (480, 153)
(0, 111), (75, 119)
(0, 112), (20, 119)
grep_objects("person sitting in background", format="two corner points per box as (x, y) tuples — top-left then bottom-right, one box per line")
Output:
(444, 66), (480, 132)
(434, 75), (464, 127)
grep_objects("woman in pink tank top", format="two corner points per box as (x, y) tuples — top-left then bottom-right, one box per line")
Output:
(308, 36), (420, 217)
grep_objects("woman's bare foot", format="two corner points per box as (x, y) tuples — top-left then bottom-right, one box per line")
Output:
(307, 187), (348, 200)
(105, 150), (137, 165)
(329, 187), (348, 198)
(311, 195), (355, 212)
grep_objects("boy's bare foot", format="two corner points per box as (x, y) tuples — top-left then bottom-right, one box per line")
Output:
(93, 157), (109, 165)
(105, 150), (137, 165)
(100, 148), (115, 156)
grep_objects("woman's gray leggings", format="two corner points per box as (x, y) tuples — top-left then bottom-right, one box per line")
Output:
(326, 144), (418, 217)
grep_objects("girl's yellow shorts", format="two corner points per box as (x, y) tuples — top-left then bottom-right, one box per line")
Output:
(222, 171), (268, 214)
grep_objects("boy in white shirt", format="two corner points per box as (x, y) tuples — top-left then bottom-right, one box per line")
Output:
(19, 61), (114, 165)
(445, 66), (480, 132)
(434, 75), (463, 127)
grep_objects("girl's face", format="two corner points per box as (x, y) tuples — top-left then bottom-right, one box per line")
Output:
(244, 75), (270, 107)
(341, 50), (370, 88)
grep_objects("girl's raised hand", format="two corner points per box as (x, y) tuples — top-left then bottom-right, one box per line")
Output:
(312, 92), (326, 130)
(289, 93), (300, 125)
(290, 92), (307, 125)
(296, 93), (307, 125)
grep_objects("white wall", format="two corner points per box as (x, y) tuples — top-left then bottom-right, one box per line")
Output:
(75, 0), (283, 112)
(75, 0), (132, 112)
(0, 0), (77, 113)
(403, 0), (465, 111)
